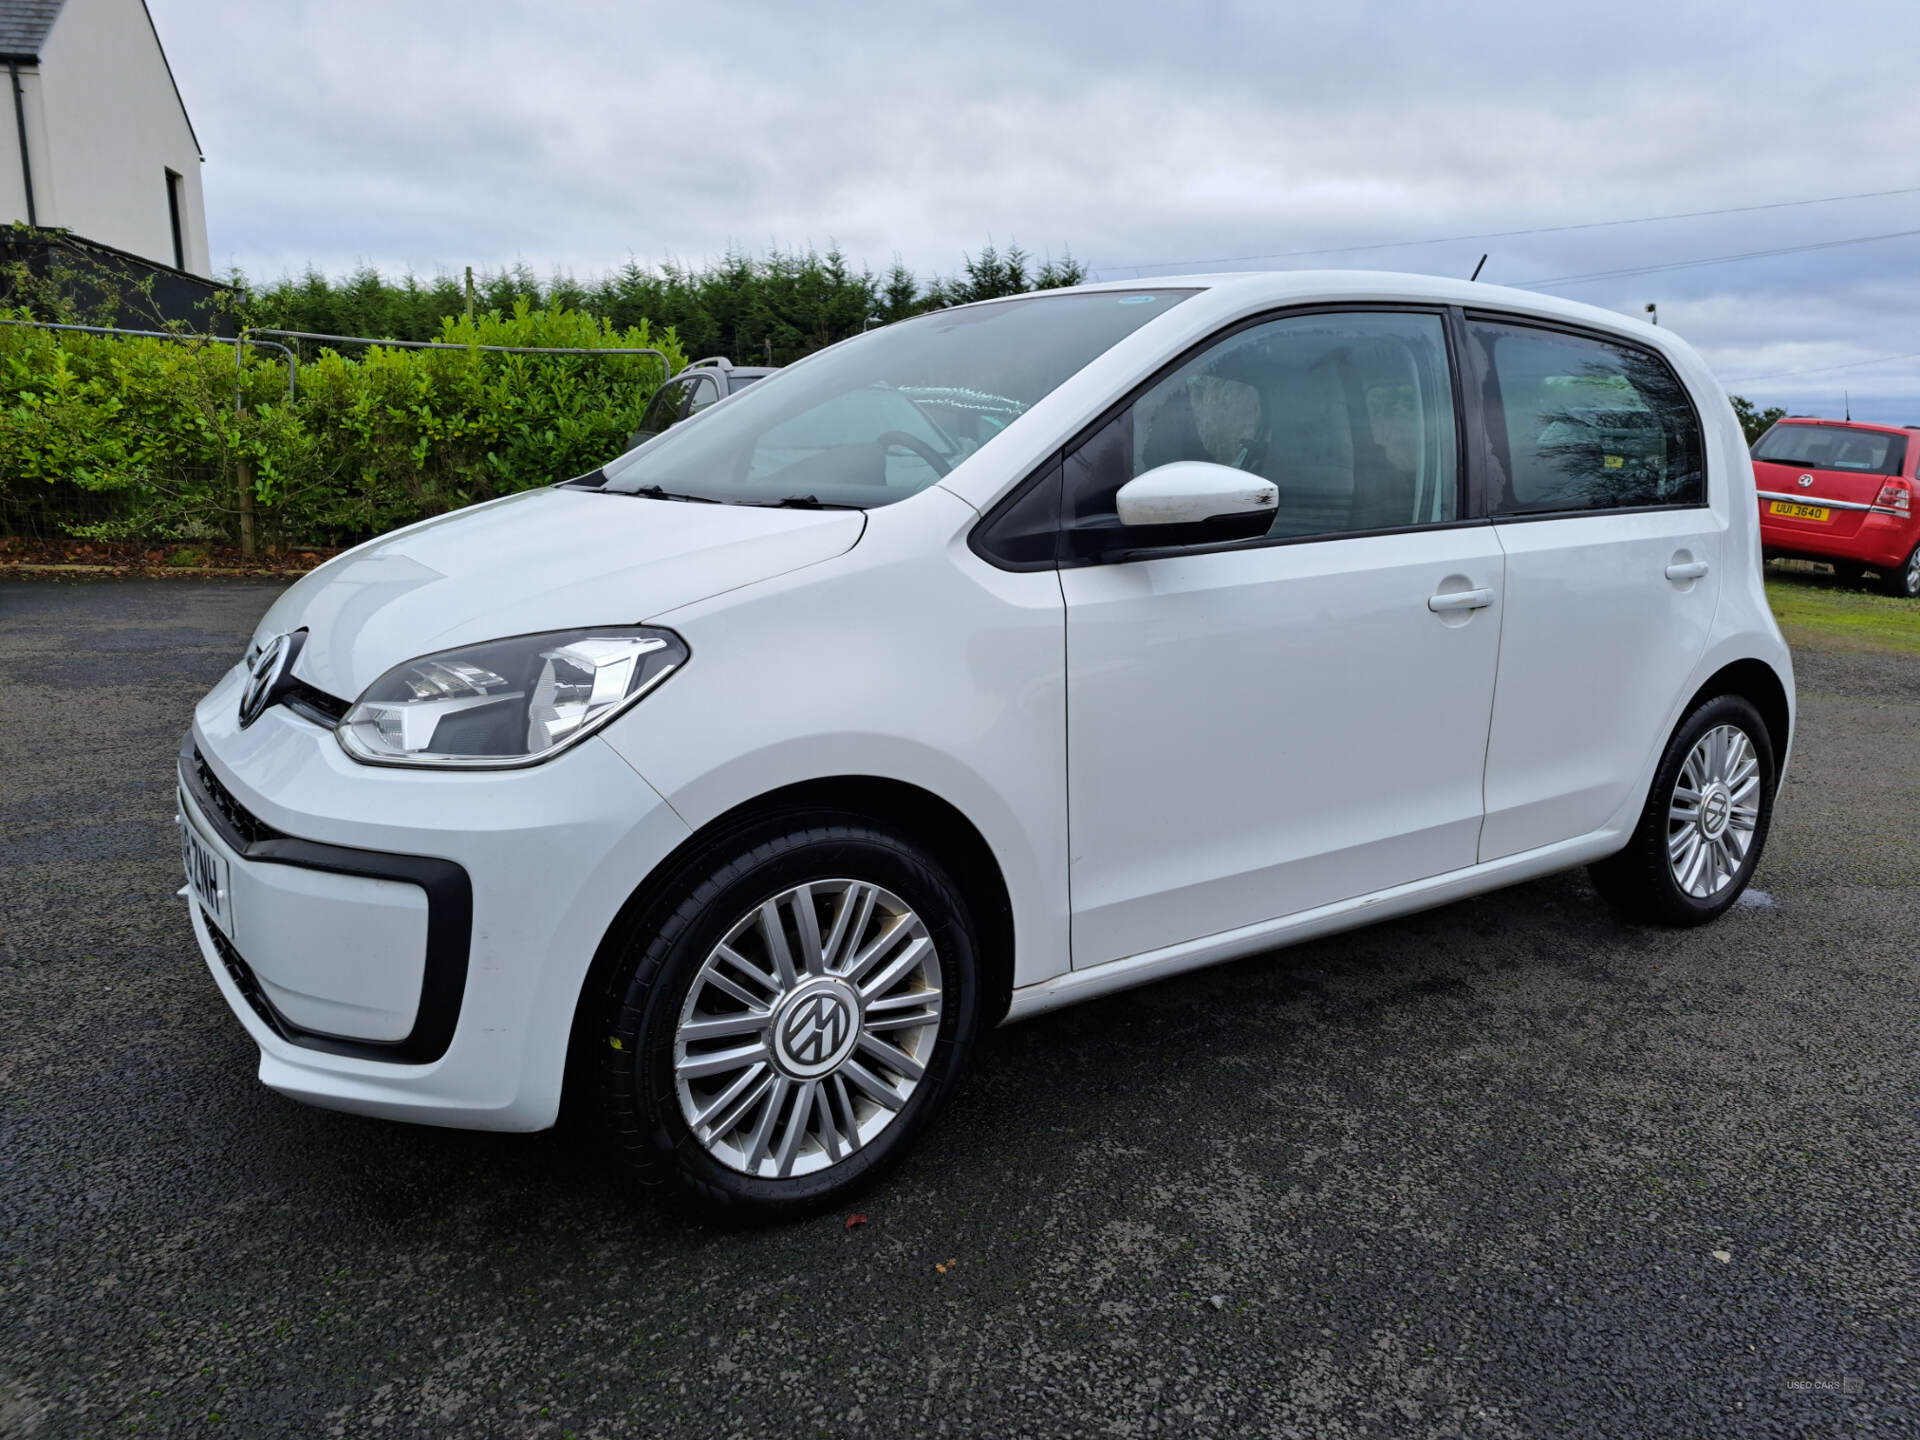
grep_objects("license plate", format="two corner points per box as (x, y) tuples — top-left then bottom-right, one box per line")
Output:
(179, 796), (233, 937)
(1769, 500), (1831, 522)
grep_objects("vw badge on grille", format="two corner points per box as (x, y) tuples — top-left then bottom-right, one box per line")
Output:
(238, 631), (302, 728)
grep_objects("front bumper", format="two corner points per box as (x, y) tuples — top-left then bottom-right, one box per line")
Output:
(181, 663), (691, 1131)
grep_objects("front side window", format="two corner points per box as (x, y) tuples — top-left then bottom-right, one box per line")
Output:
(1471, 320), (1704, 515)
(683, 374), (721, 418)
(635, 377), (694, 439)
(1063, 310), (1460, 546)
(601, 290), (1191, 507)
(1752, 423), (1905, 476)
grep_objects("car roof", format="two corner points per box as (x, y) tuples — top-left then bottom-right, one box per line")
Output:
(1002, 268), (1651, 332)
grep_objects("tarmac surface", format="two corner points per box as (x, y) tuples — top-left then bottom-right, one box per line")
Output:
(1, 577), (1915, 1438)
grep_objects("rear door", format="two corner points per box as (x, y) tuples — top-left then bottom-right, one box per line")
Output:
(1752, 421), (1907, 545)
(1466, 315), (1723, 862)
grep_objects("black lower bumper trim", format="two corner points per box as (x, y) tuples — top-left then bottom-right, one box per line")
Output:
(180, 731), (472, 1064)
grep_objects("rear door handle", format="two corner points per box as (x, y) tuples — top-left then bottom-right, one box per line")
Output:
(1665, 560), (1710, 581)
(1427, 588), (1494, 613)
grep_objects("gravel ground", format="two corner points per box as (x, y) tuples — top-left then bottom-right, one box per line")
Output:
(1, 578), (1915, 1439)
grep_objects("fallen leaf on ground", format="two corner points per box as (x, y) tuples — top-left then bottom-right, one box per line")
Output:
(844, 1213), (867, 1233)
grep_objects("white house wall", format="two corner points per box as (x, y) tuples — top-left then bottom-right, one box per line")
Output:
(22, 0), (209, 275)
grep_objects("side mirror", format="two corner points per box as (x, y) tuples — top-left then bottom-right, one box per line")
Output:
(1113, 461), (1277, 544)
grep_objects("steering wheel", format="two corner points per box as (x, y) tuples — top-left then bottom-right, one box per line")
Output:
(876, 430), (952, 478)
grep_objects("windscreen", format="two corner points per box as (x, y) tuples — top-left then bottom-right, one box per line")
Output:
(1752, 423), (1907, 476)
(600, 290), (1192, 507)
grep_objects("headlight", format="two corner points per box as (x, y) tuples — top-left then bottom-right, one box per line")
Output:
(337, 627), (688, 768)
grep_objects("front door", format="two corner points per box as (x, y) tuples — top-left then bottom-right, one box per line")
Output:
(1061, 309), (1506, 969)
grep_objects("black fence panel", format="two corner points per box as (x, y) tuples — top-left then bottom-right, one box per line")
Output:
(0, 228), (236, 334)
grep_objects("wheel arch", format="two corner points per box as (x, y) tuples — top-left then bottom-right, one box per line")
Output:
(560, 775), (1016, 1118)
(1685, 657), (1792, 774)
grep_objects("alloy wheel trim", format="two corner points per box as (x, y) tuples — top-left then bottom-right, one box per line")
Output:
(672, 878), (943, 1179)
(1667, 723), (1761, 899)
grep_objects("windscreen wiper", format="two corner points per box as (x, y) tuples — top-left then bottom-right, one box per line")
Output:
(628, 484), (720, 503)
(760, 494), (863, 510)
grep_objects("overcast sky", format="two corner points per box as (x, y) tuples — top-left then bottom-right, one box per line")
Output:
(149, 0), (1920, 421)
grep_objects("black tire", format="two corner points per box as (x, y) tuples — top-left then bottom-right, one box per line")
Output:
(1876, 542), (1920, 599)
(595, 813), (981, 1221)
(1589, 693), (1776, 927)
(1831, 561), (1866, 588)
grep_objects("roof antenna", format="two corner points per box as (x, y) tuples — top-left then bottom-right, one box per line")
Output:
(1469, 253), (1487, 282)
(1845, 390), (1851, 421)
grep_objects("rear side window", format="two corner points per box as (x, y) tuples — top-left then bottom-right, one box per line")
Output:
(1752, 423), (1906, 476)
(1471, 320), (1704, 515)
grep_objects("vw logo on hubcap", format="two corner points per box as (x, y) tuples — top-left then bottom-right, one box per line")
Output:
(238, 631), (302, 728)
(1699, 783), (1732, 840)
(772, 979), (861, 1078)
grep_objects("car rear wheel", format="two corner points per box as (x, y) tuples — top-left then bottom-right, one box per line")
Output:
(1877, 542), (1920, 599)
(595, 815), (981, 1221)
(1589, 694), (1776, 927)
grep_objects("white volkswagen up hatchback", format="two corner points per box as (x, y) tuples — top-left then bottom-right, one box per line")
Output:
(179, 273), (1793, 1217)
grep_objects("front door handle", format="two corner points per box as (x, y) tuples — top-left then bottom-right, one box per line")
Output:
(1665, 560), (1710, 582)
(1427, 587), (1494, 613)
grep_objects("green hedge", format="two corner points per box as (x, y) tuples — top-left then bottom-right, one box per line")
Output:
(245, 242), (1087, 357)
(0, 302), (685, 548)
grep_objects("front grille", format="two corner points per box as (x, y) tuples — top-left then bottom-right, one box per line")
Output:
(191, 749), (283, 848)
(283, 678), (349, 728)
(206, 925), (290, 1040)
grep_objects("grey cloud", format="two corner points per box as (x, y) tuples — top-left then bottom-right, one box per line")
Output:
(149, 0), (1920, 420)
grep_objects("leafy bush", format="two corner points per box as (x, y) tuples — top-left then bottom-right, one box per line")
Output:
(0, 301), (685, 547)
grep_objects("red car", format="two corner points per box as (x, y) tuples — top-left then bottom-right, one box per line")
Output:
(1753, 418), (1920, 597)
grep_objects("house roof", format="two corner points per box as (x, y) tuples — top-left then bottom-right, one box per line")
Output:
(0, 0), (64, 60)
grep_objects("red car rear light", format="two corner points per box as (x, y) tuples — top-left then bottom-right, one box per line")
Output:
(1874, 479), (1912, 511)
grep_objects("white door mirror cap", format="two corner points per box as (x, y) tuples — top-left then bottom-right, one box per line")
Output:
(1115, 461), (1278, 528)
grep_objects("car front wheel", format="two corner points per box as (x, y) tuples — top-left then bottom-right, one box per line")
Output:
(1589, 693), (1777, 926)
(595, 816), (981, 1220)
